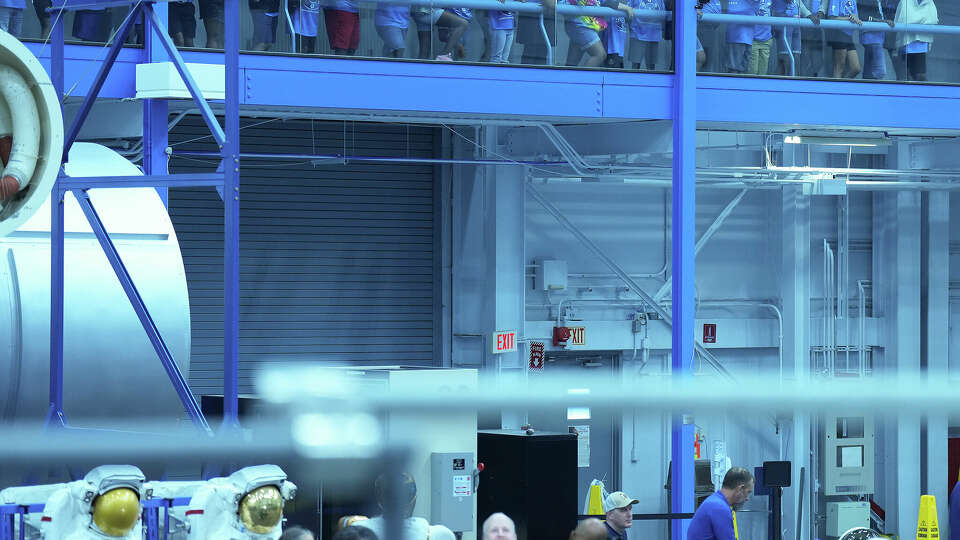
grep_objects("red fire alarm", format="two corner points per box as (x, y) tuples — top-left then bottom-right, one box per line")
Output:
(553, 326), (571, 347)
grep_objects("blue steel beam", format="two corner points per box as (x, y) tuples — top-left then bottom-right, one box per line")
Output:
(70, 189), (213, 435)
(61, 3), (143, 162)
(144, 0), (170, 207)
(671, 2), (696, 540)
(142, 2), (227, 147)
(46, 0), (66, 432)
(26, 42), (960, 128)
(58, 173), (225, 189)
(222, 0), (241, 430)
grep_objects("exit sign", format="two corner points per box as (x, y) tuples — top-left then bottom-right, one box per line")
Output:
(492, 330), (517, 354)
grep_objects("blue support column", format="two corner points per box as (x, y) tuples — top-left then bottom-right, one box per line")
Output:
(671, 1), (696, 540)
(222, 0), (241, 430)
(46, 12), (66, 430)
(143, 0), (170, 206)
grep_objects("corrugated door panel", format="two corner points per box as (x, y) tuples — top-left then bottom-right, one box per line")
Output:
(167, 117), (437, 396)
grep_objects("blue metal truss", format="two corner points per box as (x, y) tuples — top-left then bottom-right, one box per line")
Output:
(43, 0), (241, 435)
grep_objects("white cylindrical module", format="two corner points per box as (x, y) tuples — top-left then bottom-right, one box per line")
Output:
(0, 143), (192, 425)
(0, 28), (63, 234)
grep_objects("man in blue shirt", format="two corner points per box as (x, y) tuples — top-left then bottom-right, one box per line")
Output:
(687, 467), (755, 540)
(603, 491), (639, 539)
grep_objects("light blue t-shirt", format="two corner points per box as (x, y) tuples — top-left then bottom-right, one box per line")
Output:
(903, 41), (929, 54)
(604, 15), (627, 54)
(726, 0), (755, 44)
(293, 0), (321, 36)
(375, 3), (409, 27)
(449, 7), (473, 20)
(488, 9), (514, 30)
(701, 0), (721, 14)
(772, 0), (799, 16)
(754, 0), (772, 41)
(630, 0), (663, 42)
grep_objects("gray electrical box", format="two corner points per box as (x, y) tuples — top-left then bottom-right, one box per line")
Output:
(822, 415), (875, 496)
(430, 452), (475, 532)
(826, 501), (870, 537)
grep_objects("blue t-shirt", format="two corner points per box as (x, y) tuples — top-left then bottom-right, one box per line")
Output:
(375, 3), (409, 26)
(859, 0), (886, 44)
(950, 481), (960, 540)
(726, 0), (755, 44)
(772, 0), (799, 16)
(0, 0), (25, 10)
(330, 0), (358, 13)
(701, 0), (721, 13)
(449, 7), (473, 20)
(754, 0), (772, 41)
(825, 0), (857, 36)
(488, 9), (514, 30)
(903, 41), (929, 54)
(687, 491), (737, 540)
(630, 0), (663, 41)
(604, 15), (628, 54)
(293, 0), (321, 35)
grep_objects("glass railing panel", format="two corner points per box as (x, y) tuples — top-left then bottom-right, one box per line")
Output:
(696, 2), (960, 83)
(9, 0), (960, 84)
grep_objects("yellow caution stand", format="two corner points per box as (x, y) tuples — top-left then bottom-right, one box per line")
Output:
(915, 495), (940, 540)
(586, 482), (605, 516)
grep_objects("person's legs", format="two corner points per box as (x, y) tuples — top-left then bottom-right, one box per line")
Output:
(843, 48), (860, 78)
(489, 28), (507, 62)
(644, 40), (658, 70)
(198, 0), (224, 48)
(749, 40), (761, 74)
(0, 8), (13, 34)
(377, 25), (407, 57)
(758, 38), (772, 75)
(907, 52), (927, 81)
(500, 28), (514, 63)
(566, 39), (583, 66)
(889, 49), (906, 80)
(436, 11), (467, 57)
(582, 39), (605, 67)
(831, 47), (846, 78)
(32, 0), (51, 38)
(297, 34), (316, 53)
(862, 44), (885, 80)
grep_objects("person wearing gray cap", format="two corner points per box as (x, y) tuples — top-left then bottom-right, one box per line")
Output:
(603, 491), (638, 540)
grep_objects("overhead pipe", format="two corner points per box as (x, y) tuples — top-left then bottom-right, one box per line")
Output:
(171, 150), (960, 192)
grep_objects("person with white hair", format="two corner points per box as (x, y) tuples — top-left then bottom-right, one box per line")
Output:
(481, 512), (517, 540)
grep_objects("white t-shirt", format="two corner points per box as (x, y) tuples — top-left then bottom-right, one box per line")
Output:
(354, 516), (457, 540)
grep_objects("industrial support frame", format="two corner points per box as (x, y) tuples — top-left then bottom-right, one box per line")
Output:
(43, 0), (241, 435)
(35, 0), (696, 532)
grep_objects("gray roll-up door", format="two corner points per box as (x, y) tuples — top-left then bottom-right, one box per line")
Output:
(167, 117), (439, 396)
